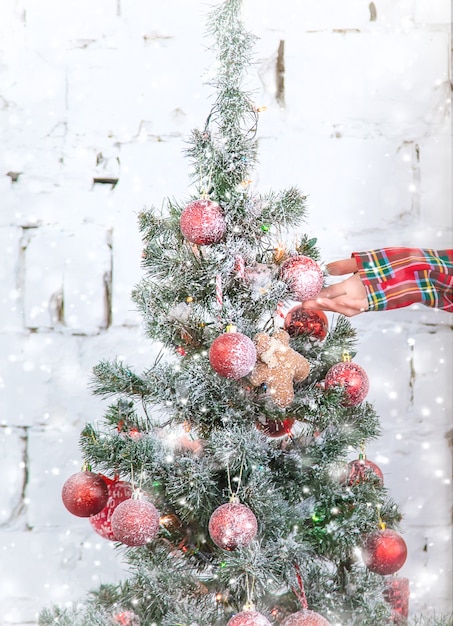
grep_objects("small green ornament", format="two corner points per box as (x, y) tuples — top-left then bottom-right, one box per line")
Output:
(261, 223), (270, 233)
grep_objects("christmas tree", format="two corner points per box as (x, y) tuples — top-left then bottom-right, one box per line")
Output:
(40, 1), (410, 624)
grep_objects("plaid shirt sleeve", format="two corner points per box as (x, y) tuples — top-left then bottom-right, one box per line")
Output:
(351, 247), (453, 312)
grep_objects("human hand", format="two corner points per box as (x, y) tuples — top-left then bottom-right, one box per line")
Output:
(301, 258), (369, 317)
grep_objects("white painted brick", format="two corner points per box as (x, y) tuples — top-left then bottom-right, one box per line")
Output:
(284, 31), (449, 134)
(403, 525), (453, 614)
(419, 134), (453, 230)
(23, 226), (111, 333)
(0, 527), (129, 625)
(243, 0), (375, 32)
(64, 42), (209, 141)
(257, 134), (416, 236)
(414, 0), (451, 24)
(62, 230), (112, 332)
(0, 334), (52, 428)
(0, 428), (26, 526)
(24, 0), (118, 45)
(0, 227), (23, 331)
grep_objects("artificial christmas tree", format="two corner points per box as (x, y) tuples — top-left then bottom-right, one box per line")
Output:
(39, 1), (409, 624)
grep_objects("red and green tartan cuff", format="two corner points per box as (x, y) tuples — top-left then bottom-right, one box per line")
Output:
(352, 248), (453, 312)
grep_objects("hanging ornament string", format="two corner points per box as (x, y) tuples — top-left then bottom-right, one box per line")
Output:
(216, 273), (223, 309)
(292, 563), (309, 610)
(245, 571), (256, 608)
(377, 504), (386, 530)
(226, 453), (246, 500)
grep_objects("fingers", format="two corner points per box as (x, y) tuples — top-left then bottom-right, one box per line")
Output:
(302, 296), (369, 317)
(317, 283), (348, 299)
(326, 258), (358, 276)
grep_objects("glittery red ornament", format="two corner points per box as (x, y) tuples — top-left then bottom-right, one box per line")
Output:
(180, 199), (226, 245)
(284, 306), (328, 341)
(209, 331), (256, 380)
(324, 361), (369, 406)
(361, 528), (408, 575)
(345, 457), (384, 487)
(208, 501), (257, 550)
(112, 610), (140, 625)
(227, 610), (272, 626)
(89, 478), (133, 540)
(280, 255), (323, 301)
(384, 577), (410, 623)
(255, 416), (294, 438)
(281, 609), (331, 626)
(61, 471), (109, 518)
(111, 497), (160, 546)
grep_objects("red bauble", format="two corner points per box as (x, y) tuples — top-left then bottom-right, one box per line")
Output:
(208, 502), (257, 550)
(256, 416), (295, 438)
(346, 458), (384, 487)
(227, 611), (272, 626)
(384, 577), (410, 623)
(61, 471), (109, 518)
(112, 610), (140, 625)
(324, 361), (369, 406)
(280, 255), (323, 301)
(111, 497), (160, 546)
(180, 199), (226, 245)
(284, 306), (328, 341)
(209, 332), (256, 380)
(281, 610), (331, 626)
(361, 529), (408, 575)
(89, 478), (133, 540)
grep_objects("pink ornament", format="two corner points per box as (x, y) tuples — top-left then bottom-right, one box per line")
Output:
(89, 478), (133, 540)
(111, 498), (160, 546)
(208, 502), (257, 550)
(281, 609), (332, 626)
(361, 528), (408, 576)
(180, 199), (226, 245)
(280, 255), (323, 301)
(209, 332), (256, 380)
(227, 610), (272, 626)
(61, 471), (109, 518)
(324, 361), (369, 406)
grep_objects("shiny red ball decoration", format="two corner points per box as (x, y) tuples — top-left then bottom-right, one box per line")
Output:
(180, 199), (226, 245)
(61, 471), (109, 518)
(255, 416), (295, 438)
(208, 502), (258, 550)
(209, 332), (256, 380)
(384, 577), (410, 622)
(361, 529), (408, 575)
(227, 611), (272, 626)
(89, 478), (133, 540)
(112, 610), (140, 626)
(284, 306), (328, 340)
(281, 610), (331, 626)
(111, 498), (160, 546)
(324, 361), (369, 406)
(346, 458), (384, 487)
(280, 255), (324, 301)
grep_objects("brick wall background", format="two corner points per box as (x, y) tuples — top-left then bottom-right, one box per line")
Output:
(0, 1), (451, 624)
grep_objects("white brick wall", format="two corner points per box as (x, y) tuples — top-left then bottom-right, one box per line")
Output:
(0, 1), (451, 623)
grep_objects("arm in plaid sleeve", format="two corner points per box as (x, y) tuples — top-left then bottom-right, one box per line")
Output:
(351, 247), (453, 312)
